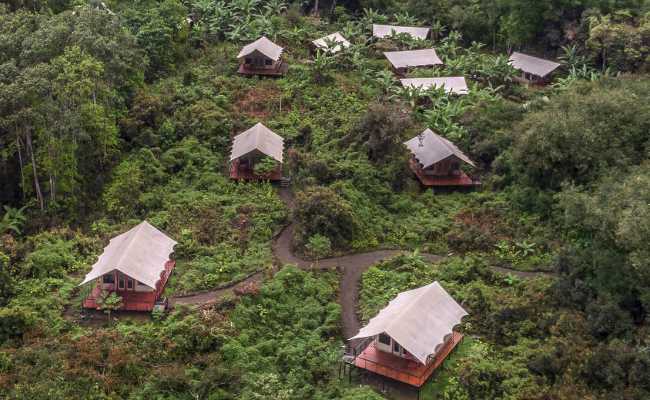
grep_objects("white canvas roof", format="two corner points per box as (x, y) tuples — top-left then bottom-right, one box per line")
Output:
(237, 36), (284, 61)
(350, 282), (468, 364)
(312, 32), (351, 53)
(373, 24), (430, 40)
(230, 122), (284, 163)
(384, 49), (443, 69)
(404, 128), (475, 169)
(509, 52), (561, 78)
(80, 221), (177, 289)
(401, 77), (469, 95)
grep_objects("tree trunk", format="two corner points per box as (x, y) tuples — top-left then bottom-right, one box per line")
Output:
(312, 0), (319, 16)
(25, 130), (44, 211)
(329, 0), (337, 22)
(15, 132), (25, 200)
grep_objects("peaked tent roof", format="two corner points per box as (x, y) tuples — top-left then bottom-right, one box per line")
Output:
(237, 36), (284, 61)
(373, 24), (430, 40)
(230, 122), (284, 163)
(80, 221), (177, 289)
(312, 32), (351, 53)
(401, 77), (469, 95)
(404, 128), (475, 169)
(509, 52), (561, 78)
(350, 282), (468, 364)
(384, 49), (443, 69)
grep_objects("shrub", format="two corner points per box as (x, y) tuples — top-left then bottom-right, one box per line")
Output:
(294, 186), (359, 250)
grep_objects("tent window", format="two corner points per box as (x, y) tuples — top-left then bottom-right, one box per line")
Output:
(245, 58), (252, 65)
(102, 274), (114, 284)
(118, 276), (125, 290)
(264, 59), (272, 66)
(127, 279), (134, 290)
(378, 333), (391, 345)
(393, 340), (401, 353)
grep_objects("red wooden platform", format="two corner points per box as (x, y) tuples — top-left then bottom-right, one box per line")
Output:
(230, 160), (283, 181)
(83, 260), (175, 312)
(409, 159), (479, 187)
(238, 62), (288, 76)
(353, 332), (463, 387)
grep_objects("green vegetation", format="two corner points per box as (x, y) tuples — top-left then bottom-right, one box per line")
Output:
(96, 290), (124, 326)
(1, 0), (649, 399)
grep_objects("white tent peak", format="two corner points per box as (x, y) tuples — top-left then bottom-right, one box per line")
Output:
(350, 281), (468, 364)
(237, 36), (284, 61)
(80, 221), (177, 289)
(404, 129), (475, 169)
(384, 48), (443, 69)
(230, 122), (284, 163)
(509, 52), (561, 78)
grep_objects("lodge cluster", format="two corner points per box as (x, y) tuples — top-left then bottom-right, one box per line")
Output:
(77, 24), (563, 395)
(232, 24), (561, 189)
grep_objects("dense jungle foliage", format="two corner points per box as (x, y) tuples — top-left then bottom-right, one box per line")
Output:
(1, 0), (649, 399)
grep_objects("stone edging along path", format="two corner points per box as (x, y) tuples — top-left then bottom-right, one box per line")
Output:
(170, 187), (553, 339)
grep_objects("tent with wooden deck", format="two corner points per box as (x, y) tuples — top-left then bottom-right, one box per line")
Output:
(347, 282), (468, 387)
(509, 52), (561, 84)
(373, 24), (430, 40)
(384, 49), (443, 74)
(80, 221), (177, 312)
(237, 36), (287, 76)
(404, 128), (478, 187)
(230, 122), (284, 181)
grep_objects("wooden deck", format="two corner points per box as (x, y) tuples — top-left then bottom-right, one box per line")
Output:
(353, 332), (463, 387)
(230, 160), (283, 181)
(409, 159), (479, 187)
(83, 260), (175, 312)
(238, 62), (288, 77)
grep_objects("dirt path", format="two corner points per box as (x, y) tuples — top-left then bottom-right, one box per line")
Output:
(170, 270), (265, 307)
(171, 186), (552, 340)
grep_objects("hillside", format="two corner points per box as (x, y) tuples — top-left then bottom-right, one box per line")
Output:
(1, 1), (649, 399)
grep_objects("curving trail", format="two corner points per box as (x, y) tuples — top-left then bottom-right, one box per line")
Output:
(272, 219), (444, 338)
(170, 270), (265, 307)
(171, 186), (552, 339)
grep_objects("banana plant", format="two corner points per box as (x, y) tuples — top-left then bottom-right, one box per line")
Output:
(361, 8), (387, 27)
(393, 11), (419, 26)
(264, 0), (287, 16)
(373, 70), (398, 100)
(394, 85), (423, 110)
(311, 51), (336, 83)
(430, 20), (446, 42)
(341, 21), (364, 42)
(559, 44), (586, 69)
